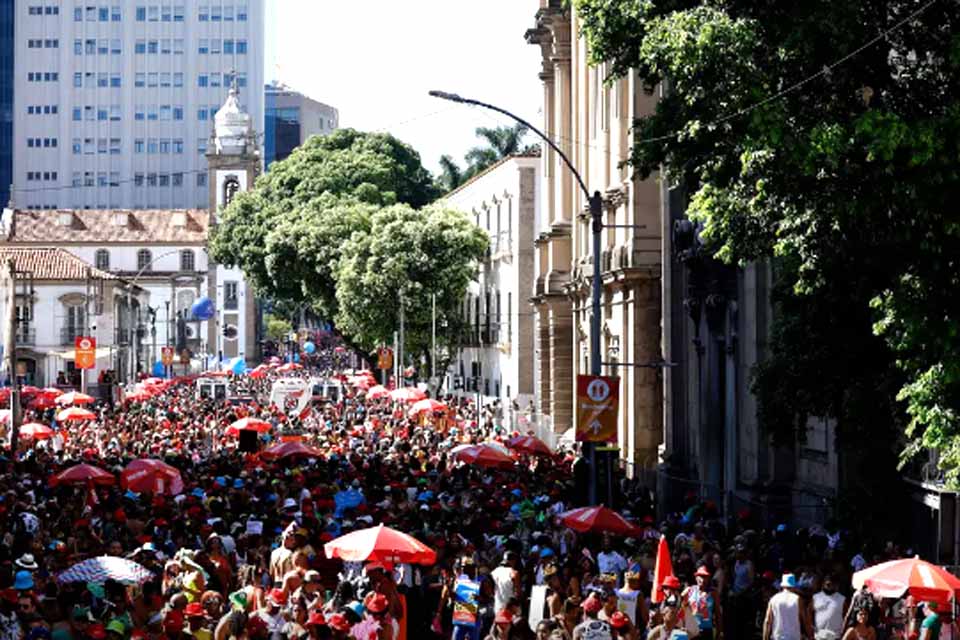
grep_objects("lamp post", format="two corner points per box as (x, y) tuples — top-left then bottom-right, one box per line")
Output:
(126, 248), (186, 384)
(430, 90), (604, 504)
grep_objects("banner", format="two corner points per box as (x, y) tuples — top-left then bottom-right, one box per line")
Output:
(452, 576), (480, 627)
(575, 375), (619, 442)
(377, 347), (393, 371)
(75, 337), (96, 370)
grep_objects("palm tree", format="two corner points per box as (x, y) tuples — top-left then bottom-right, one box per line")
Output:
(437, 154), (465, 193)
(436, 124), (533, 194)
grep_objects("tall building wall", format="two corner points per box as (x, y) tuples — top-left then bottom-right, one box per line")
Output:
(12, 1), (264, 210)
(0, 0), (13, 208)
(264, 82), (338, 169)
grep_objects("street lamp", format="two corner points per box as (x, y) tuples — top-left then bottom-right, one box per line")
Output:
(430, 90), (604, 504)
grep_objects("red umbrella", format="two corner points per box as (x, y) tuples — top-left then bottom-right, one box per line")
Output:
(350, 376), (375, 390)
(365, 385), (389, 400)
(0, 409), (10, 424)
(56, 407), (96, 422)
(277, 363), (303, 373)
(454, 444), (515, 469)
(261, 441), (324, 461)
(40, 387), (64, 398)
(28, 395), (59, 410)
(226, 417), (272, 435)
(19, 422), (54, 440)
(852, 556), (960, 605)
(56, 391), (96, 405)
(389, 387), (426, 403)
(558, 506), (640, 536)
(121, 459), (184, 495)
(50, 463), (114, 487)
(249, 364), (270, 379)
(123, 390), (152, 403)
(324, 523), (437, 565)
(507, 435), (552, 456)
(21, 386), (40, 395)
(409, 398), (447, 417)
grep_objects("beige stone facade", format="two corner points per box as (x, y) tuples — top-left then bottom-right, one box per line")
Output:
(527, 2), (663, 470)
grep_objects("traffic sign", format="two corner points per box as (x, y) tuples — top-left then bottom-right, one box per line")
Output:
(179, 349), (191, 365)
(377, 347), (393, 371)
(75, 336), (97, 370)
(575, 374), (620, 442)
(161, 346), (174, 366)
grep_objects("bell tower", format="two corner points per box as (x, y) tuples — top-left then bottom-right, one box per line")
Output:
(206, 79), (262, 363)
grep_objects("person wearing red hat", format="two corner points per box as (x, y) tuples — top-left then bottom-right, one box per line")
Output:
(326, 612), (352, 639)
(364, 592), (395, 640)
(608, 610), (638, 640)
(683, 565), (721, 640)
(183, 601), (211, 639)
(250, 588), (286, 636)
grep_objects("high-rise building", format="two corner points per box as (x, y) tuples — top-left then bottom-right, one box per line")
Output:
(0, 0), (14, 209)
(12, 1), (264, 211)
(264, 81), (338, 169)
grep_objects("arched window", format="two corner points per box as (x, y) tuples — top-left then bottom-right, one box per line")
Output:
(136, 249), (152, 272)
(222, 175), (240, 206)
(180, 249), (195, 272)
(94, 249), (110, 271)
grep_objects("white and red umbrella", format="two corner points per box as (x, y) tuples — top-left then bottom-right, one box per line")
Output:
(409, 398), (447, 417)
(453, 444), (515, 469)
(262, 441), (324, 461)
(389, 387), (426, 403)
(324, 524), (436, 565)
(225, 417), (272, 436)
(365, 385), (390, 400)
(19, 422), (54, 440)
(56, 391), (96, 405)
(40, 387), (64, 398)
(276, 363), (303, 373)
(507, 435), (552, 457)
(248, 364), (270, 378)
(56, 407), (96, 422)
(558, 506), (640, 536)
(852, 556), (960, 605)
(121, 459), (184, 495)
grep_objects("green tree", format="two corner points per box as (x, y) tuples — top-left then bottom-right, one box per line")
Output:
(209, 129), (441, 320)
(264, 314), (293, 342)
(335, 203), (489, 366)
(465, 124), (529, 177)
(574, 1), (960, 482)
(437, 154), (465, 193)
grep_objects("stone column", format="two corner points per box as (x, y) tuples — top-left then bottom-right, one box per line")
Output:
(631, 277), (663, 469)
(537, 305), (552, 414)
(549, 299), (574, 433)
(551, 22), (573, 225)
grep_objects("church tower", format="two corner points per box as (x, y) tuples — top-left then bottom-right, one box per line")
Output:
(206, 81), (261, 363)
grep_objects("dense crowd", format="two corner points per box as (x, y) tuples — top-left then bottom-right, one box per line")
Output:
(0, 353), (952, 640)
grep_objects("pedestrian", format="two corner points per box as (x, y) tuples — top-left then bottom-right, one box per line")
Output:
(763, 574), (809, 640)
(812, 574), (846, 639)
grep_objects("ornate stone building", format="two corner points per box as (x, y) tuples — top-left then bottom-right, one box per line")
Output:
(527, 1), (663, 471)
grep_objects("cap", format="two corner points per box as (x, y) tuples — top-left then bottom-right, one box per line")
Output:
(229, 590), (248, 610)
(581, 593), (603, 613)
(695, 566), (711, 578)
(106, 620), (126, 635)
(267, 588), (286, 605)
(365, 592), (389, 614)
(495, 608), (514, 624)
(610, 611), (629, 629)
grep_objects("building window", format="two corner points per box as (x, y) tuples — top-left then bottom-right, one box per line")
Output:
(173, 139), (183, 153)
(210, 39), (221, 54)
(137, 250), (152, 272)
(198, 39), (208, 54)
(148, 5), (158, 21)
(180, 250), (195, 272)
(98, 6), (108, 21)
(197, 74), (207, 88)
(224, 5), (234, 21)
(95, 249), (110, 271)
(198, 108), (207, 121)
(236, 40), (247, 54)
(210, 73), (221, 88)
(198, 5), (208, 20)
(98, 39), (108, 55)
(161, 39), (171, 54)
(134, 173), (144, 187)
(134, 139), (144, 154)
(147, 39), (158, 54)
(173, 39), (184, 54)
(224, 282), (239, 310)
(135, 5), (145, 20)
(223, 39), (234, 54)
(111, 39), (121, 54)
(210, 5), (221, 21)
(197, 173), (207, 187)
(110, 73), (121, 88)
(173, 172), (183, 186)
(173, 105), (183, 120)
(161, 5), (171, 21)
(111, 5), (121, 21)
(135, 73), (145, 87)
(173, 5), (184, 21)
(237, 4), (247, 21)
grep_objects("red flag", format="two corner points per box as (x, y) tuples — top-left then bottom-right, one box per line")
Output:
(651, 534), (674, 604)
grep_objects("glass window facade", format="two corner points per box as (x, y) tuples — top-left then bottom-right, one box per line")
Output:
(0, 1), (12, 207)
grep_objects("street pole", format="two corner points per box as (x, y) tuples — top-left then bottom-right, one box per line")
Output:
(3, 259), (20, 457)
(431, 293), (437, 383)
(399, 299), (405, 385)
(430, 90), (608, 506)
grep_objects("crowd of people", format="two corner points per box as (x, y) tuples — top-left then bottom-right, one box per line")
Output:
(0, 350), (953, 640)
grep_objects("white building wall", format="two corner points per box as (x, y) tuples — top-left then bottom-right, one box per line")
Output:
(444, 157), (540, 417)
(13, 1), (265, 210)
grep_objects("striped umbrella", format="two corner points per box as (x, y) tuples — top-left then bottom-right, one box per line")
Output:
(58, 556), (153, 585)
(558, 506), (640, 535)
(19, 423), (54, 440)
(853, 556), (960, 605)
(507, 435), (552, 457)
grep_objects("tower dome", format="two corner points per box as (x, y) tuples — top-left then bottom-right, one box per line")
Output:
(214, 83), (253, 155)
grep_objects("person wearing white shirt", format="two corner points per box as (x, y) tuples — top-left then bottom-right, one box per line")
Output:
(764, 574), (809, 640)
(813, 575), (847, 638)
(597, 537), (628, 586)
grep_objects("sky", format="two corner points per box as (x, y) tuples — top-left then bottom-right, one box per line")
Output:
(264, 0), (543, 176)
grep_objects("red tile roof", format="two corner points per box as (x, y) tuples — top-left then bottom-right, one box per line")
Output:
(0, 248), (120, 281)
(6, 209), (210, 244)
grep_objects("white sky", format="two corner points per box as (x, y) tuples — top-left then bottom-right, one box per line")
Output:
(264, 0), (543, 176)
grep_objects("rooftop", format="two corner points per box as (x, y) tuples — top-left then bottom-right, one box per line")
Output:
(3, 209), (210, 244)
(0, 247), (119, 281)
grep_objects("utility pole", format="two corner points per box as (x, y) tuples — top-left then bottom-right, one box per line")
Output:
(3, 259), (20, 457)
(398, 298), (405, 386)
(431, 293), (437, 383)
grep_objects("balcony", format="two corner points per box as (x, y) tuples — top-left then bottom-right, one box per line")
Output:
(15, 327), (36, 345)
(59, 326), (85, 346)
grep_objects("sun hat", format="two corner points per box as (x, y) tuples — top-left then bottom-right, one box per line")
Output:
(184, 602), (205, 618)
(581, 593), (603, 613)
(661, 575), (681, 590)
(267, 588), (286, 605)
(307, 609), (327, 627)
(695, 565), (712, 578)
(15, 554), (39, 571)
(781, 573), (798, 589)
(327, 612), (351, 632)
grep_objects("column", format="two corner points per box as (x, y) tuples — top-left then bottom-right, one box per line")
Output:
(631, 278), (663, 469)
(537, 305), (552, 414)
(549, 299), (574, 433)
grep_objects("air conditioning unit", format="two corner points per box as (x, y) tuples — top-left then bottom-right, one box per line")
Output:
(184, 325), (196, 339)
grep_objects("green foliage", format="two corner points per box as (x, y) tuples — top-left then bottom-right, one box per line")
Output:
(209, 129), (441, 320)
(264, 314), (293, 342)
(575, 0), (960, 482)
(335, 204), (489, 355)
(436, 124), (532, 193)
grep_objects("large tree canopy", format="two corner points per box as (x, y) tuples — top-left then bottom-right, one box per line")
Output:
(209, 129), (441, 320)
(574, 1), (960, 480)
(335, 203), (489, 357)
